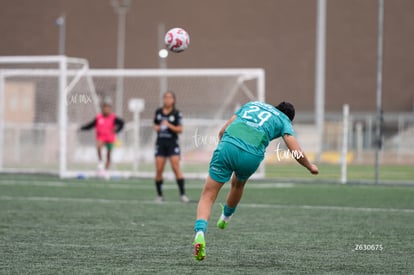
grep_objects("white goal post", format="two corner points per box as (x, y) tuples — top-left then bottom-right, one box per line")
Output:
(0, 56), (265, 179)
(0, 56), (99, 177)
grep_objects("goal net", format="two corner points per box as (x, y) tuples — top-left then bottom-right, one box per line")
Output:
(0, 56), (265, 179)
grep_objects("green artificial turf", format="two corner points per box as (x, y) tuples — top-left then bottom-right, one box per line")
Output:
(0, 175), (413, 274)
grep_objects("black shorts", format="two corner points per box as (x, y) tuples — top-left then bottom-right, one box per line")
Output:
(155, 140), (181, 157)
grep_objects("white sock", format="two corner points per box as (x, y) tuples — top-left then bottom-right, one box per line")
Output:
(221, 214), (231, 222)
(195, 231), (204, 238)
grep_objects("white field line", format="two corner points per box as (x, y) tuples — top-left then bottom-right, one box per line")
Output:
(0, 180), (294, 190)
(242, 203), (414, 214)
(1, 195), (413, 214)
(10, 241), (187, 249)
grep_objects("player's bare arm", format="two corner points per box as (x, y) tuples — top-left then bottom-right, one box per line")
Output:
(218, 115), (236, 140)
(283, 134), (319, 175)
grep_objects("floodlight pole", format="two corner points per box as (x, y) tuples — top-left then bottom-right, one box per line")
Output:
(374, 0), (385, 184)
(56, 15), (66, 55)
(112, 0), (131, 116)
(158, 23), (168, 105)
(314, 0), (327, 163)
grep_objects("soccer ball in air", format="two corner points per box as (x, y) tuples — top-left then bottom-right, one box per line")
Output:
(164, 28), (190, 53)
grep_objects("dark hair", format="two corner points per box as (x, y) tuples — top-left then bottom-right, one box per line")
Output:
(163, 91), (177, 112)
(275, 101), (295, 121)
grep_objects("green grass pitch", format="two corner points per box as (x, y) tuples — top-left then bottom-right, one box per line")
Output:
(0, 174), (413, 274)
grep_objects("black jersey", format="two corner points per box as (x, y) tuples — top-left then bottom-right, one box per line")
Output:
(154, 108), (182, 142)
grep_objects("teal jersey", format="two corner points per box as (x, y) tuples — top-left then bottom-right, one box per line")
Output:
(221, 101), (295, 156)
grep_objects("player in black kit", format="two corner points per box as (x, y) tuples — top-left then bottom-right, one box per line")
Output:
(153, 91), (189, 203)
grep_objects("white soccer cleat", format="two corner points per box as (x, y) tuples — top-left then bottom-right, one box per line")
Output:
(96, 162), (105, 178)
(97, 162), (104, 172)
(180, 195), (190, 203)
(155, 196), (165, 203)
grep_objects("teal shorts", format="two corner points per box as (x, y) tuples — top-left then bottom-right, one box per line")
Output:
(209, 141), (263, 183)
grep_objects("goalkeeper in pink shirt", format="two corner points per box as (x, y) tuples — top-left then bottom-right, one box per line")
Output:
(80, 98), (124, 176)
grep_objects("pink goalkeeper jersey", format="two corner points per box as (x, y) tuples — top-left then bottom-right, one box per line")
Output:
(96, 113), (116, 143)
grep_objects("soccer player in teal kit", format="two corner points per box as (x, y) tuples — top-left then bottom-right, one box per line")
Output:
(193, 101), (319, 261)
